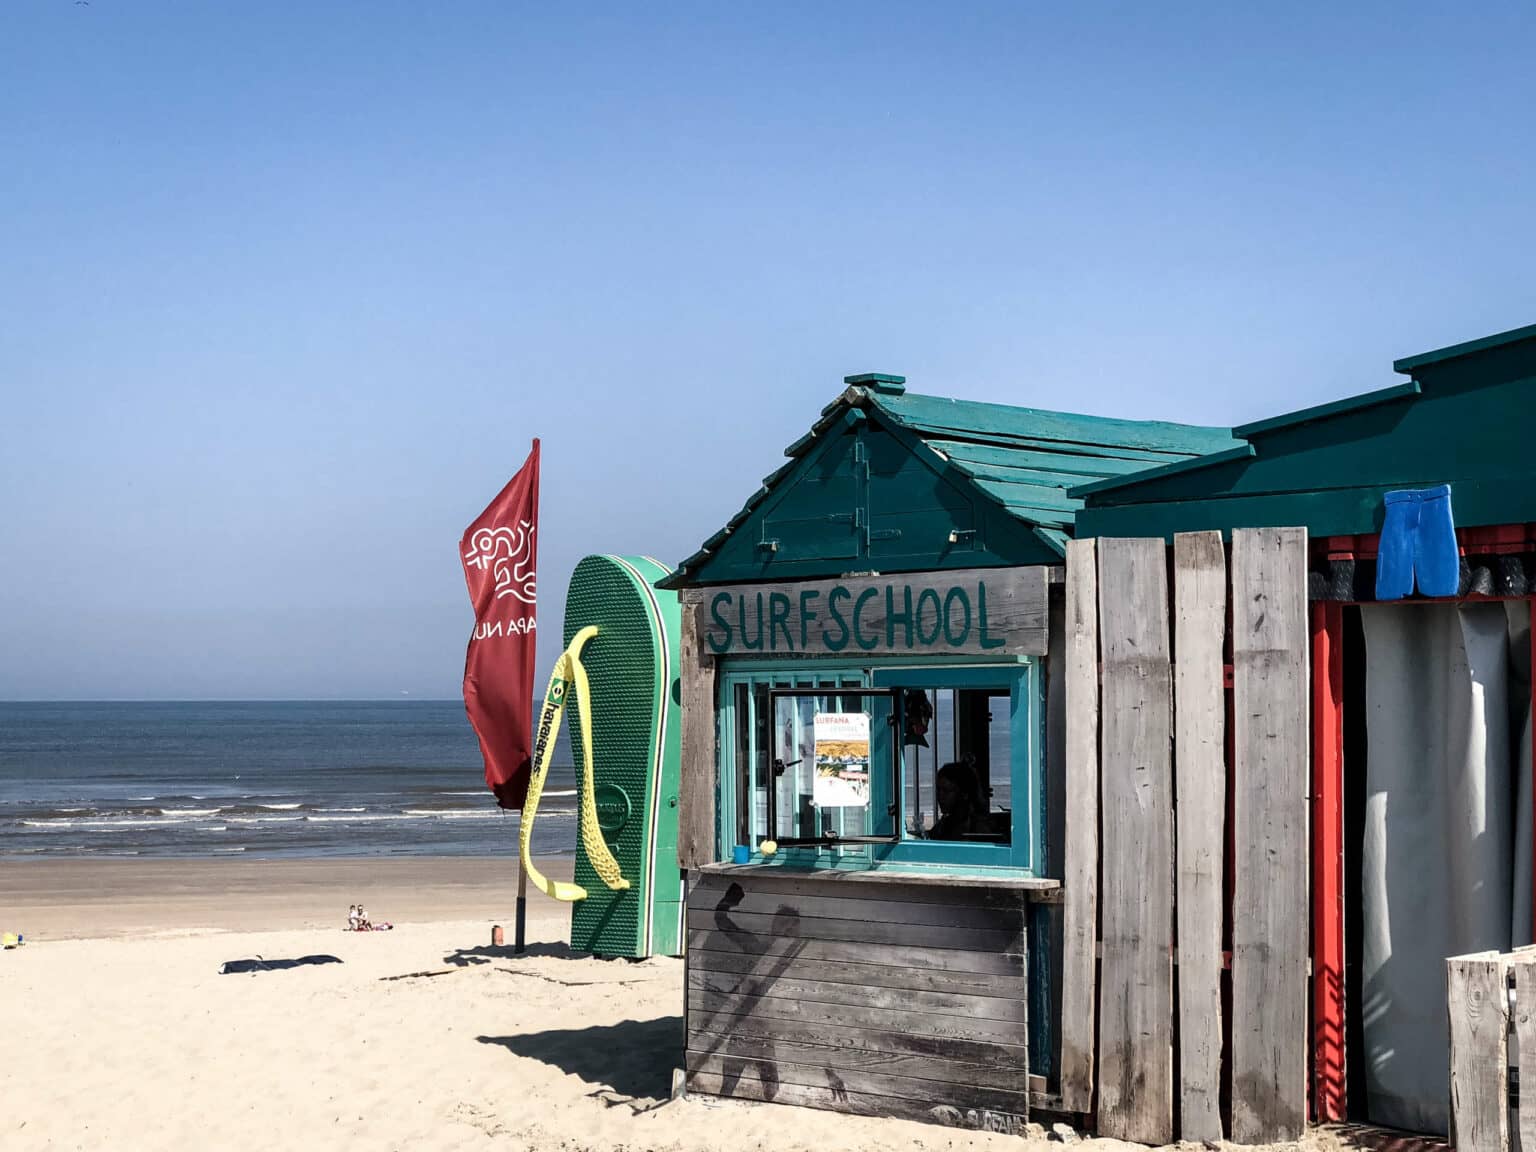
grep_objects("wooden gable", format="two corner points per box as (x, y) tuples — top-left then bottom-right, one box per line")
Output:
(693, 411), (1060, 585)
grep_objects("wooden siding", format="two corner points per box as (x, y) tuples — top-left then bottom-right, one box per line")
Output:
(1058, 539), (1099, 1114)
(684, 869), (1031, 1134)
(1095, 538), (1174, 1146)
(677, 592), (717, 871)
(1230, 527), (1310, 1142)
(1172, 531), (1227, 1141)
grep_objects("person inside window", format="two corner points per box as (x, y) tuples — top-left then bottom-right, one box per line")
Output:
(929, 761), (984, 840)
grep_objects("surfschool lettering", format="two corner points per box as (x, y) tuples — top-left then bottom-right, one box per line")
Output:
(701, 569), (1045, 657)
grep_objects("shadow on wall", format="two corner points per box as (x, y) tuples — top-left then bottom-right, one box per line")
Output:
(478, 1016), (684, 1103)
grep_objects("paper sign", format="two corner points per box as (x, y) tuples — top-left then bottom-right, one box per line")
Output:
(812, 712), (871, 808)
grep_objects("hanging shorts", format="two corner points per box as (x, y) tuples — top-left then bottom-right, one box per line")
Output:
(1375, 485), (1458, 600)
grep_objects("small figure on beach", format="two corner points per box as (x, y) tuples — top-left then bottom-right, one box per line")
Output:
(356, 904), (370, 931)
(347, 904), (359, 931)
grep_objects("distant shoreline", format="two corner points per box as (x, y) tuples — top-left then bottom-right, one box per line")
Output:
(0, 853), (577, 941)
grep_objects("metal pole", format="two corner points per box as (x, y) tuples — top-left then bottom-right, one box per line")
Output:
(515, 854), (527, 954)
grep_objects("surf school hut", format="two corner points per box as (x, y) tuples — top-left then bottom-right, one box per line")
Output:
(1068, 321), (1536, 1144)
(659, 372), (1238, 1132)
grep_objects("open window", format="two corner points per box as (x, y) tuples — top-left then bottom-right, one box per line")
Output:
(762, 688), (901, 847)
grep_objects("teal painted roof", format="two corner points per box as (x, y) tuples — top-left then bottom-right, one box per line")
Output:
(663, 376), (1239, 587)
(1075, 321), (1536, 540)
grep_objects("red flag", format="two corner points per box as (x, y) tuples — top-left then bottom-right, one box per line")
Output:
(460, 440), (540, 809)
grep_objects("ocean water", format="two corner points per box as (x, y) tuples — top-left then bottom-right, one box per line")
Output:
(0, 701), (578, 860)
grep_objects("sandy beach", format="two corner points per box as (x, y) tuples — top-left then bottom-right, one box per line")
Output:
(3, 857), (1366, 1152)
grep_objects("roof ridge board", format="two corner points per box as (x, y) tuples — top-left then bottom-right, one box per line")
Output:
(1231, 380), (1421, 439)
(879, 390), (1237, 453)
(1393, 321), (1536, 374)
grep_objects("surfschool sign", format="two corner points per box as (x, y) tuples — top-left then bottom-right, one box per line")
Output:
(697, 567), (1047, 658)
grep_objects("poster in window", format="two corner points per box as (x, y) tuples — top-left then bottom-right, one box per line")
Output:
(812, 712), (871, 808)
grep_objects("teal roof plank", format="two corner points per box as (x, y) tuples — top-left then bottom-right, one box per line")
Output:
(872, 391), (1237, 456)
(932, 440), (1157, 478)
(1069, 443), (1257, 500)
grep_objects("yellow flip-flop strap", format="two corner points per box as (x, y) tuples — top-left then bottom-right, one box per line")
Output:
(520, 638), (589, 903)
(569, 645), (630, 892)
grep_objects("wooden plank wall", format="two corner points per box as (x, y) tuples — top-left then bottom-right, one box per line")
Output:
(1095, 538), (1174, 1146)
(1059, 539), (1099, 1114)
(1071, 528), (1308, 1146)
(685, 870), (1032, 1133)
(1446, 952), (1508, 1152)
(1513, 958), (1536, 1152)
(1172, 531), (1227, 1142)
(1230, 526), (1310, 1143)
(677, 591), (717, 872)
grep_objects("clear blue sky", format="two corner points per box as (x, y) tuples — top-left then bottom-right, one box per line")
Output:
(3, 2), (1532, 699)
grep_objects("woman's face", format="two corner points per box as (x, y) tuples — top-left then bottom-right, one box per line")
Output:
(936, 773), (961, 815)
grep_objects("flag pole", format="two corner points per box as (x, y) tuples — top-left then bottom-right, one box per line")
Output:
(515, 852), (527, 953)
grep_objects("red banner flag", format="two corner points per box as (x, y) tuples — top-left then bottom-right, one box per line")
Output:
(460, 440), (540, 809)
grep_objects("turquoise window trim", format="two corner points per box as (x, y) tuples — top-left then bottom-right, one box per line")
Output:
(714, 656), (1042, 877)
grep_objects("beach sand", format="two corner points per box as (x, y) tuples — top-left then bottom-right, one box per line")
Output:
(3, 857), (1359, 1152)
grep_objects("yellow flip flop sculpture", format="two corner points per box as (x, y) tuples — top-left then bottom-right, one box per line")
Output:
(519, 625), (631, 902)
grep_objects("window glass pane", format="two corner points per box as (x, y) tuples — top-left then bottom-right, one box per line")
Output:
(912, 687), (1011, 845)
(740, 684), (895, 845)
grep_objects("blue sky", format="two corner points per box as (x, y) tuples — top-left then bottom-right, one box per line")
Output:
(2, 2), (1532, 699)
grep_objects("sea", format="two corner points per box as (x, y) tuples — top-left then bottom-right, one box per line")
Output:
(0, 701), (578, 861)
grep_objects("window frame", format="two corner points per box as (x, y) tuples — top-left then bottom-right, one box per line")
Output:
(715, 656), (1041, 875)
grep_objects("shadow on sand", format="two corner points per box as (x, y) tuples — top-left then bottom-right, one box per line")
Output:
(443, 942), (585, 966)
(478, 1016), (683, 1104)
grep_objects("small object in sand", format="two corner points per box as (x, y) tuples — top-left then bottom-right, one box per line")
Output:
(219, 954), (342, 975)
(2, 932), (22, 949)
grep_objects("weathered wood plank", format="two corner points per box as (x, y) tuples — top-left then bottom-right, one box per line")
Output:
(1060, 537), (1100, 1115)
(689, 946), (1032, 1000)
(1095, 536), (1174, 1145)
(685, 908), (1022, 953)
(1230, 526), (1310, 1144)
(1512, 960), (1536, 1152)
(677, 592), (717, 871)
(1447, 953), (1508, 1152)
(687, 1009), (1029, 1068)
(694, 566), (1047, 658)
(690, 988), (1030, 1046)
(688, 868), (1037, 905)
(686, 1029), (1027, 1092)
(1173, 530), (1227, 1142)
(689, 969), (1029, 1023)
(686, 1051), (1031, 1113)
(687, 881), (1023, 930)
(686, 928), (1025, 977)
(686, 1071), (1031, 1132)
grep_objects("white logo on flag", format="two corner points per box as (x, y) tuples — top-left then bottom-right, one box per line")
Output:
(464, 522), (537, 603)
